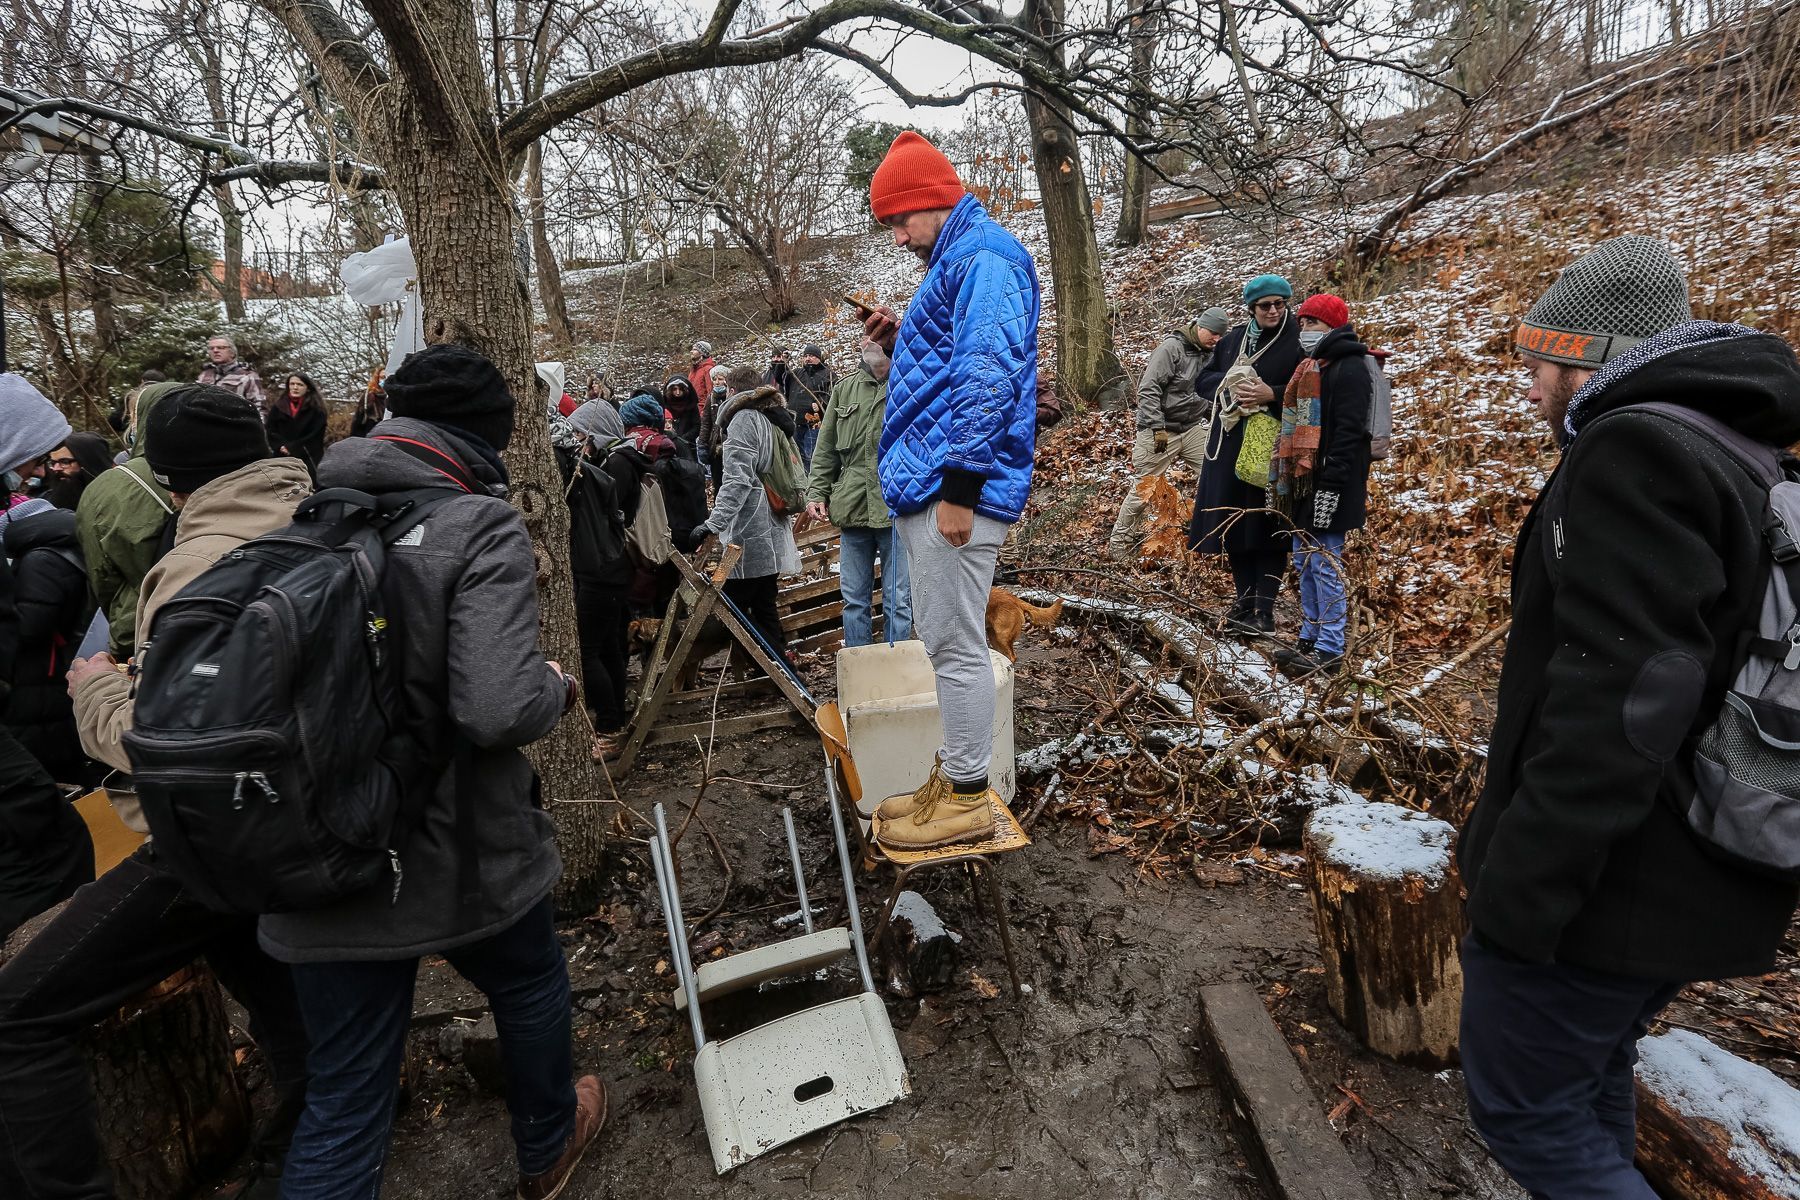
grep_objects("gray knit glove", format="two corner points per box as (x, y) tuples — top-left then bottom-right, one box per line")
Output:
(1312, 490), (1339, 530)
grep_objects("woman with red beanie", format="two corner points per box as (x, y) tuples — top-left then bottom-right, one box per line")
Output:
(1270, 292), (1376, 676)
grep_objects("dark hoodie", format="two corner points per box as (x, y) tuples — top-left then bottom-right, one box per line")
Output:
(259, 417), (567, 964)
(662, 375), (703, 447)
(2, 506), (95, 782)
(1461, 323), (1800, 981)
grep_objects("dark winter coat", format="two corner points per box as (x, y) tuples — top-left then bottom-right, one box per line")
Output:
(662, 376), (704, 447)
(3, 508), (94, 783)
(1186, 317), (1305, 555)
(1460, 324), (1800, 981)
(259, 418), (569, 963)
(263, 395), (328, 478)
(1307, 325), (1375, 535)
(555, 445), (633, 589)
(786, 361), (834, 426)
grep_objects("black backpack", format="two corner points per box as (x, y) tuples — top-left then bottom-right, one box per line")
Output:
(652, 453), (710, 544)
(122, 486), (460, 914)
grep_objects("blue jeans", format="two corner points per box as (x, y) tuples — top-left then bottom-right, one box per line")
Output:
(280, 898), (575, 1197)
(1459, 934), (1682, 1200)
(797, 425), (819, 471)
(839, 525), (911, 647)
(1292, 530), (1348, 655)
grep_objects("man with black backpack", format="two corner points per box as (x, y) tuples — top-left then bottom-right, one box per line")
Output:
(0, 384), (313, 1200)
(249, 345), (605, 1199)
(1458, 235), (1800, 1199)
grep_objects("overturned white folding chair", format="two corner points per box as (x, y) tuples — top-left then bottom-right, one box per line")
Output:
(647, 796), (910, 1173)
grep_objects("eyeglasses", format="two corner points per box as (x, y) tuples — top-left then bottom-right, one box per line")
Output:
(1252, 299), (1288, 312)
(47, 457), (77, 468)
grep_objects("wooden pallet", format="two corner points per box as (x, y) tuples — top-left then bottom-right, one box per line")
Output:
(614, 546), (818, 775)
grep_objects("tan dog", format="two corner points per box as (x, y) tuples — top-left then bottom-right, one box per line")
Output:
(985, 589), (1064, 662)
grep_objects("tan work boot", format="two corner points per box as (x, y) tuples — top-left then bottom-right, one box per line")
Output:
(874, 758), (949, 821)
(517, 1076), (608, 1200)
(876, 788), (996, 851)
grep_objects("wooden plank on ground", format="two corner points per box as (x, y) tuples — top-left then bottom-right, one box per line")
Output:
(646, 708), (809, 744)
(1196, 982), (1376, 1200)
(793, 521), (839, 550)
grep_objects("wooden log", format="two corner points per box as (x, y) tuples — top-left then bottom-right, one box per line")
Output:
(1634, 1029), (1800, 1199)
(83, 964), (249, 1200)
(1196, 982), (1377, 1200)
(889, 890), (961, 994)
(1302, 800), (1462, 1068)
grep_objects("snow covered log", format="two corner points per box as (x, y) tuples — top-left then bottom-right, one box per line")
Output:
(1302, 801), (1463, 1068)
(1635, 1029), (1800, 1199)
(83, 964), (249, 1199)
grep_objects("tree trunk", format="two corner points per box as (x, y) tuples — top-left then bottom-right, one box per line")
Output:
(526, 142), (574, 350)
(213, 180), (247, 322)
(284, 0), (607, 914)
(1023, 0), (1128, 411)
(83, 964), (249, 1199)
(714, 205), (796, 321)
(1114, 0), (1156, 248)
(1302, 801), (1462, 1068)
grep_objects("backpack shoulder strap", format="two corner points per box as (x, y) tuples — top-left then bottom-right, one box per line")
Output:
(1605, 401), (1782, 488)
(118, 464), (174, 515)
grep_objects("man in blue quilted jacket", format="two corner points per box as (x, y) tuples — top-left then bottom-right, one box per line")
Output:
(859, 131), (1041, 852)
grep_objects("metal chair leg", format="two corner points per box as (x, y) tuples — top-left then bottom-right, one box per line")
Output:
(867, 868), (911, 956)
(965, 860), (985, 917)
(982, 860), (1024, 999)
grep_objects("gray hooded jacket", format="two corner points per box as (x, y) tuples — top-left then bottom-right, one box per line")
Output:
(259, 418), (568, 963)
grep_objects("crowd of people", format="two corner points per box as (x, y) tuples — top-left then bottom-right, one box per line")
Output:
(0, 120), (1797, 1200)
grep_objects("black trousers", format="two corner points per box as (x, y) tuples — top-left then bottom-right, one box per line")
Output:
(1227, 544), (1288, 621)
(723, 575), (786, 659)
(0, 845), (309, 1198)
(574, 580), (632, 733)
(0, 723), (90, 944)
(1459, 933), (1681, 1199)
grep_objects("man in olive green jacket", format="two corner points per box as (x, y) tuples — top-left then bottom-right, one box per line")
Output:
(805, 339), (912, 646)
(75, 381), (179, 657)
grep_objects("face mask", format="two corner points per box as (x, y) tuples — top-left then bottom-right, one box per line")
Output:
(1299, 330), (1326, 352)
(1, 471), (20, 494)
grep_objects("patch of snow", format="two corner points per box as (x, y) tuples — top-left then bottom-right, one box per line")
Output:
(1636, 1029), (1800, 1187)
(1305, 799), (1455, 882)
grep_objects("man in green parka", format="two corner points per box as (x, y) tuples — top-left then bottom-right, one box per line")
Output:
(805, 337), (913, 647)
(75, 382), (178, 658)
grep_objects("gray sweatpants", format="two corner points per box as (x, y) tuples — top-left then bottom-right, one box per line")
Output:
(895, 502), (1008, 785)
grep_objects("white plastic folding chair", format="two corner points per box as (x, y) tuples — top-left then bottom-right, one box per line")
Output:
(648, 795), (910, 1173)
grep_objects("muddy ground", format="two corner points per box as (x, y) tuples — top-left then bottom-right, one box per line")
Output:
(370, 639), (1522, 1200)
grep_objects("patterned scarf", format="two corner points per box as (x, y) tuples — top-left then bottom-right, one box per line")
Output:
(1270, 356), (1323, 516)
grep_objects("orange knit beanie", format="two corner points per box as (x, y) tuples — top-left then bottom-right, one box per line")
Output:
(869, 131), (966, 223)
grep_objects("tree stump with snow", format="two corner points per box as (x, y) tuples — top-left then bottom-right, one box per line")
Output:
(82, 963), (249, 1199)
(1634, 1029), (1800, 1199)
(1302, 801), (1463, 1068)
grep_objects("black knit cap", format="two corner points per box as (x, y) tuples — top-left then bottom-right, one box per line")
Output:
(383, 344), (517, 452)
(144, 384), (272, 494)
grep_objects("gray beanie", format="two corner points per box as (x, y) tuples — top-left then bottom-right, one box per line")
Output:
(1193, 307), (1230, 336)
(1517, 235), (1692, 367)
(0, 374), (73, 475)
(692, 340), (713, 357)
(568, 398), (624, 442)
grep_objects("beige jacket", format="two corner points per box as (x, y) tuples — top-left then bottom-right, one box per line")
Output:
(75, 457), (311, 827)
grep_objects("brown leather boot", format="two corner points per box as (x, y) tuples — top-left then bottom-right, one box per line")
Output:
(876, 788), (996, 851)
(874, 758), (949, 821)
(516, 1076), (607, 1200)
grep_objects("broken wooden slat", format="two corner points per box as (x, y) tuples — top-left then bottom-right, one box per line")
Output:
(1196, 982), (1376, 1200)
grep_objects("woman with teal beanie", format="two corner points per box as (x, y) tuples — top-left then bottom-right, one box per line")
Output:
(1186, 273), (1305, 638)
